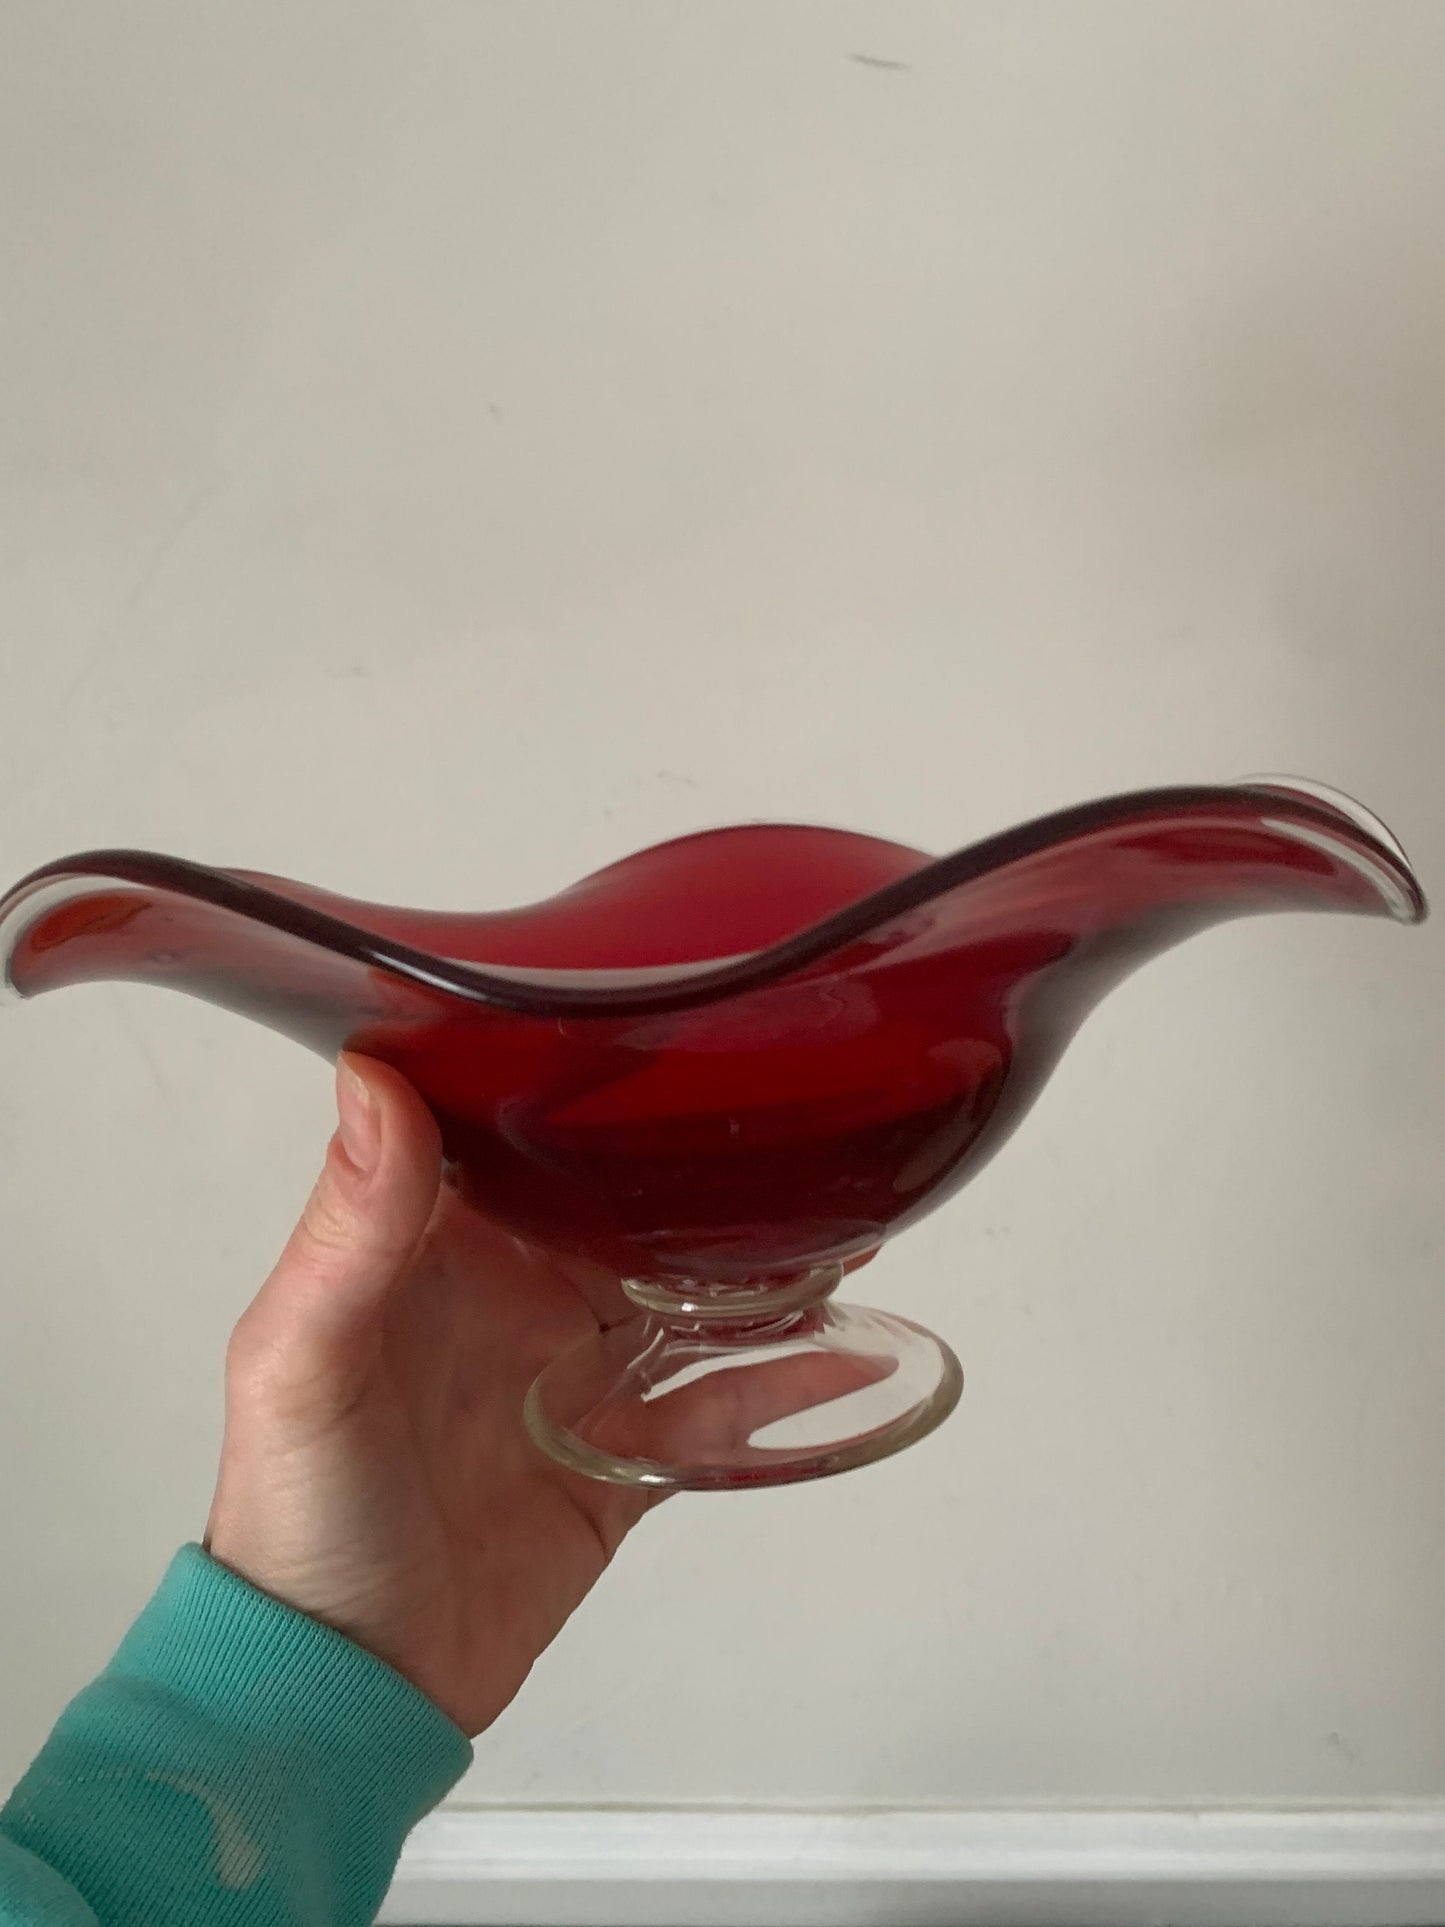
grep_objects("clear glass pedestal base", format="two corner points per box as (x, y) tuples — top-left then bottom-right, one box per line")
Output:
(523, 1266), (963, 1491)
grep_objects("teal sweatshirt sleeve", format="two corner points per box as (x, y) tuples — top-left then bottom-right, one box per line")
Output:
(0, 1546), (472, 1926)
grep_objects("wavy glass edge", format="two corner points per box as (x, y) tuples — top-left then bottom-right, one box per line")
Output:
(0, 780), (1426, 1018)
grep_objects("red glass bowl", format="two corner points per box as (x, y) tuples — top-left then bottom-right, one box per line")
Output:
(0, 780), (1425, 1489)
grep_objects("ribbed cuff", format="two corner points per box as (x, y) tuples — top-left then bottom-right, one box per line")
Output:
(112, 1545), (471, 1786)
(1, 1545), (472, 1926)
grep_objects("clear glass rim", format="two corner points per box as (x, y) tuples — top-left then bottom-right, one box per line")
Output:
(522, 1308), (965, 1492)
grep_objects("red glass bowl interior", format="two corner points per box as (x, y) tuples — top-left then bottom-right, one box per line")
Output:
(0, 783), (1425, 1288)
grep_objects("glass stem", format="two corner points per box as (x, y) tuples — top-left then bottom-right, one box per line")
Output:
(619, 1262), (845, 1328)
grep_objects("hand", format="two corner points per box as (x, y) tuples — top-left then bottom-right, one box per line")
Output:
(205, 1053), (649, 1737)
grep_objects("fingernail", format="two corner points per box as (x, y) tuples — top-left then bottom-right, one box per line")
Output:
(335, 1057), (381, 1176)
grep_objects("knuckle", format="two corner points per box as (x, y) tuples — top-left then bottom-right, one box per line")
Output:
(299, 1178), (358, 1256)
(224, 1308), (279, 1392)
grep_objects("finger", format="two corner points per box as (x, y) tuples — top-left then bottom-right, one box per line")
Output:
(625, 1343), (895, 1468)
(233, 1054), (442, 1386)
(550, 1316), (897, 1477)
(680, 1344), (895, 1451)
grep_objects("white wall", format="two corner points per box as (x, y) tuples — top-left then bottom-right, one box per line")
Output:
(1, 0), (1442, 1812)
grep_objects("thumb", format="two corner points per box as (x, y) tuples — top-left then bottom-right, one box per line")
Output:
(233, 1054), (443, 1392)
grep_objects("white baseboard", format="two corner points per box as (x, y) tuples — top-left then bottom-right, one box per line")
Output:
(380, 1803), (1445, 1927)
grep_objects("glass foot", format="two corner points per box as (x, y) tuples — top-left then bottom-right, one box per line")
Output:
(524, 1290), (963, 1492)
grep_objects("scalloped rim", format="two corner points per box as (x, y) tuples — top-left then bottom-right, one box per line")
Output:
(0, 782), (1426, 1019)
